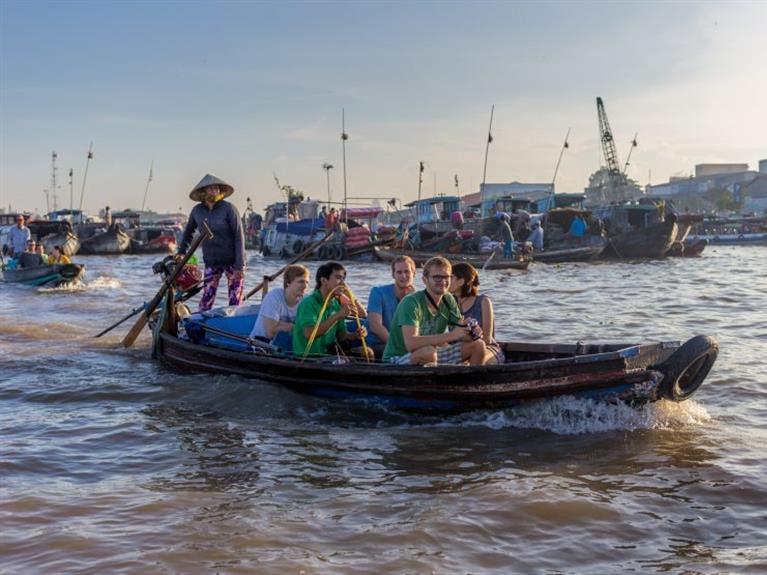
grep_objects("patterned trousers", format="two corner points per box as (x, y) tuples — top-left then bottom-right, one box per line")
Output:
(199, 265), (244, 311)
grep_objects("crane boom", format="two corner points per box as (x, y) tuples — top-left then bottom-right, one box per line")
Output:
(596, 97), (622, 177)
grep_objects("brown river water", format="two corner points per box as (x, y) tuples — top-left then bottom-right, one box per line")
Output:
(1, 246), (765, 574)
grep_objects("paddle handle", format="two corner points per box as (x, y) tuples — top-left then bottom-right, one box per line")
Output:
(121, 223), (212, 347)
(244, 230), (334, 300)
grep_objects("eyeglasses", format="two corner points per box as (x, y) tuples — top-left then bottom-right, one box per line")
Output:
(427, 274), (450, 282)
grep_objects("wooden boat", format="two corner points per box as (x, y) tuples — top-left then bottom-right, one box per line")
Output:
(28, 220), (81, 256)
(149, 295), (718, 412)
(601, 218), (678, 258)
(78, 224), (131, 255)
(667, 238), (708, 258)
(2, 263), (85, 287)
(128, 227), (178, 254)
(595, 203), (679, 259)
(374, 246), (531, 271)
(531, 243), (605, 264)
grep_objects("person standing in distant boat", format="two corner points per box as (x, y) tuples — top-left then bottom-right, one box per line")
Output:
(7, 215), (31, 257)
(177, 174), (246, 311)
(104, 206), (112, 227)
(498, 214), (515, 258)
(529, 220), (544, 251)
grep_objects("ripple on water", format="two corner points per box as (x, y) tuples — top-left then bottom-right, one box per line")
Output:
(0, 249), (765, 574)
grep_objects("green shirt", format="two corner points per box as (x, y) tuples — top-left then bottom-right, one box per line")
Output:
(293, 289), (347, 356)
(383, 291), (461, 361)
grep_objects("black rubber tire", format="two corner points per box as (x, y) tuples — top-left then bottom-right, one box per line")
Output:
(59, 264), (80, 279)
(318, 245), (328, 260)
(293, 239), (304, 253)
(657, 335), (718, 401)
(339, 246), (347, 260)
(261, 245), (271, 257)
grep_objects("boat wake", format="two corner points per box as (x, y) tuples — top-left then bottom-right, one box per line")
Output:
(453, 396), (712, 435)
(37, 280), (87, 293)
(86, 276), (123, 290)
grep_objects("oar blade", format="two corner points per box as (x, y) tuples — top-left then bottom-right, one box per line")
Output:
(121, 312), (148, 348)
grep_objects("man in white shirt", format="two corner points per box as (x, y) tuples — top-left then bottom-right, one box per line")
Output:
(250, 265), (310, 343)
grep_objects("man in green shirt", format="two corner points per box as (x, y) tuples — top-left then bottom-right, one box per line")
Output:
(293, 261), (372, 359)
(383, 256), (487, 366)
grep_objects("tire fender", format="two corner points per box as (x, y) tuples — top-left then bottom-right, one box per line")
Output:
(657, 335), (718, 401)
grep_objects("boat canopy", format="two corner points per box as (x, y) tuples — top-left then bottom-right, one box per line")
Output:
(342, 207), (382, 219)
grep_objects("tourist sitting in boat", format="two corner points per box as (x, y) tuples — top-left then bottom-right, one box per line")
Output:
(366, 255), (416, 358)
(35, 243), (49, 265)
(177, 174), (246, 311)
(249, 264), (309, 346)
(449, 263), (504, 365)
(383, 256), (486, 366)
(293, 261), (373, 360)
(529, 220), (544, 251)
(49, 245), (71, 264)
(17, 240), (44, 268)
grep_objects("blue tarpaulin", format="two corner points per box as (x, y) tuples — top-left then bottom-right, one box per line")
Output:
(275, 218), (324, 235)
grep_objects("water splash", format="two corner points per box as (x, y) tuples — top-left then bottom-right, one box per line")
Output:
(87, 276), (123, 289)
(448, 396), (712, 435)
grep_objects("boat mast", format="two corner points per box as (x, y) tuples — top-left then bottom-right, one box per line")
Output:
(78, 142), (94, 220)
(51, 151), (58, 212)
(141, 160), (154, 212)
(551, 128), (570, 191)
(69, 168), (74, 213)
(322, 163), (333, 205)
(341, 109), (349, 224)
(481, 104), (494, 195)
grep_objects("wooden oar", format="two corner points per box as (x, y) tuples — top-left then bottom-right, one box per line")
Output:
(121, 223), (212, 348)
(244, 230), (334, 301)
(94, 284), (202, 338)
(481, 247), (497, 272)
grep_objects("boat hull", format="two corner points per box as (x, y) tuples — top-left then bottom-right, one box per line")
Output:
(78, 227), (131, 255)
(156, 329), (705, 412)
(374, 247), (531, 271)
(532, 244), (605, 264)
(603, 220), (678, 258)
(2, 263), (85, 287)
(39, 232), (80, 257)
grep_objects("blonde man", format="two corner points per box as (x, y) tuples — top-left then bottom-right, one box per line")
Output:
(250, 264), (310, 343)
(366, 255), (416, 356)
(383, 256), (486, 366)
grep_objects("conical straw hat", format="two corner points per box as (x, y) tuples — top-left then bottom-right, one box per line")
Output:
(189, 174), (235, 201)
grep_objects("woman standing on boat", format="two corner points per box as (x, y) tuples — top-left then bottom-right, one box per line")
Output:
(177, 174), (246, 311)
(449, 263), (504, 365)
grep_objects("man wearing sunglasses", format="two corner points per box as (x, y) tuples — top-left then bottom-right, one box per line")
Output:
(383, 256), (487, 366)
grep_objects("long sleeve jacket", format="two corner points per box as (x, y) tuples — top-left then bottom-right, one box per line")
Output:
(178, 200), (245, 270)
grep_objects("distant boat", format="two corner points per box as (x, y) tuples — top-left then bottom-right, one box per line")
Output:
(28, 219), (80, 257)
(78, 224), (131, 255)
(2, 262), (85, 287)
(595, 202), (678, 258)
(374, 246), (531, 271)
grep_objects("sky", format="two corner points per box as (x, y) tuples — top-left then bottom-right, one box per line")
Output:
(1, 1), (765, 216)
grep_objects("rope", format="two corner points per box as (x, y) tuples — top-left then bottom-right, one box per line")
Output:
(302, 284), (371, 363)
